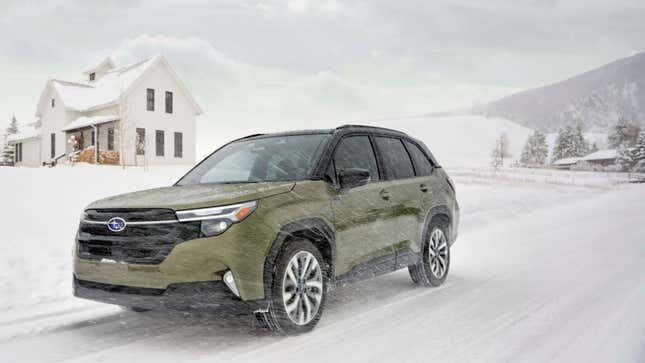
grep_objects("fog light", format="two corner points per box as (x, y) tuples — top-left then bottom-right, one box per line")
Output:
(201, 219), (231, 236)
(223, 270), (240, 297)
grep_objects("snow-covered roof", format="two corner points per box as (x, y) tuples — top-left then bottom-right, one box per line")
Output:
(62, 115), (119, 132)
(582, 149), (617, 161)
(45, 56), (157, 113)
(36, 55), (205, 116)
(6, 126), (41, 143)
(552, 157), (581, 165)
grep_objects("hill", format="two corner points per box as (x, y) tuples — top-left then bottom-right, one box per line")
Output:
(475, 52), (645, 132)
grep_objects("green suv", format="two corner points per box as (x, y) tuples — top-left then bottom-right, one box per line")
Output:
(73, 125), (459, 333)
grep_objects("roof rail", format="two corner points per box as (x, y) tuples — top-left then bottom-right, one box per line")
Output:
(335, 124), (407, 134)
(238, 133), (266, 140)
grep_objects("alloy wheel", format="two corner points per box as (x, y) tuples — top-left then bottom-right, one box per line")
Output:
(428, 228), (448, 279)
(282, 251), (324, 325)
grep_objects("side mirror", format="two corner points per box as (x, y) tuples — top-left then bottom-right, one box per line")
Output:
(339, 168), (370, 189)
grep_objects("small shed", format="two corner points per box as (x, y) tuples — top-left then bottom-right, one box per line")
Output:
(581, 149), (617, 167)
(552, 157), (581, 170)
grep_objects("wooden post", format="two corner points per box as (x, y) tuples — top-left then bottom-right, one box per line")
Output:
(93, 125), (99, 164)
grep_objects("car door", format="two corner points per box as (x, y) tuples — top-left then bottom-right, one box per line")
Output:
(328, 135), (392, 277)
(403, 140), (437, 255)
(372, 136), (422, 263)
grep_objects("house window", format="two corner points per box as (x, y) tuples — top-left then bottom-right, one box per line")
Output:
(146, 88), (155, 111)
(91, 130), (95, 146)
(136, 128), (146, 155)
(89, 72), (96, 81)
(174, 132), (183, 158)
(156, 130), (165, 156)
(15, 143), (22, 163)
(51, 133), (56, 158)
(107, 128), (114, 151)
(165, 91), (173, 113)
(51, 98), (55, 108)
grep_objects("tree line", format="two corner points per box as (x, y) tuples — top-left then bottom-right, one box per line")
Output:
(492, 118), (645, 172)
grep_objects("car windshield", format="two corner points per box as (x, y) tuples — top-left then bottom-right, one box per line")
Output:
(176, 133), (331, 185)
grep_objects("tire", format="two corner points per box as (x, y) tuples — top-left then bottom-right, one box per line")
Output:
(409, 218), (450, 287)
(261, 239), (327, 334)
(121, 306), (149, 313)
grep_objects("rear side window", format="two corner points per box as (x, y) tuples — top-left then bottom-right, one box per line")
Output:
(333, 136), (379, 182)
(374, 137), (414, 180)
(404, 141), (434, 176)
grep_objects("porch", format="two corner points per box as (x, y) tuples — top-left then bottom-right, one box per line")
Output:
(62, 116), (121, 165)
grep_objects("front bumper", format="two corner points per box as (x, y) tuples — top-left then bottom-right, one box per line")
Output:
(73, 276), (268, 312)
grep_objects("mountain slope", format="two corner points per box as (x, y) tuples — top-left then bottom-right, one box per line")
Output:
(476, 52), (645, 132)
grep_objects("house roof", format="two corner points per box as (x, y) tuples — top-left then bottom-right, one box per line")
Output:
(6, 126), (41, 143)
(36, 55), (203, 115)
(552, 157), (581, 165)
(582, 149), (617, 161)
(62, 115), (119, 132)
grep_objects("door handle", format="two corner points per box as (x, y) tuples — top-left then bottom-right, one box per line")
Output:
(379, 189), (391, 200)
(420, 184), (429, 193)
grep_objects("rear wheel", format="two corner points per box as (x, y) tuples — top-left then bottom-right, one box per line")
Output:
(409, 220), (450, 286)
(260, 240), (326, 334)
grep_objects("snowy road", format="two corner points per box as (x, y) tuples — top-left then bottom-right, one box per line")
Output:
(0, 168), (644, 362)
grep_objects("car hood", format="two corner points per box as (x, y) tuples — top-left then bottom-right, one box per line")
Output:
(86, 182), (295, 211)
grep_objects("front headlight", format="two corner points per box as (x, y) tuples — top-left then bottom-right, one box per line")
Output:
(175, 200), (258, 237)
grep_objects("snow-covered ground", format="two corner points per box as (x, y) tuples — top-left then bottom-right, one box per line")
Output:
(0, 165), (643, 362)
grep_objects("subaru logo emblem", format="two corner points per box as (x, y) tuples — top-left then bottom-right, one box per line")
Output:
(107, 217), (126, 232)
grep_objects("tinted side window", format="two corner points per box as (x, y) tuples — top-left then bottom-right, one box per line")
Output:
(333, 136), (379, 182)
(374, 137), (414, 180)
(405, 141), (434, 176)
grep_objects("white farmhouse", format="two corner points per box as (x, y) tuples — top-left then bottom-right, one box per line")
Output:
(8, 55), (202, 167)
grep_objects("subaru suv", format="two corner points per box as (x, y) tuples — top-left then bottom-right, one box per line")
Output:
(73, 125), (459, 334)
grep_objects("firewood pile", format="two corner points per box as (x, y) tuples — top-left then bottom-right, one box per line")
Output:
(76, 147), (120, 165)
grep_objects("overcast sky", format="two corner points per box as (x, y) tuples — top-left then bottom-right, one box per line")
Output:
(1, 0), (644, 151)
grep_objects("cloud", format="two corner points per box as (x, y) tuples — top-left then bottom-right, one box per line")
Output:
(107, 33), (515, 155)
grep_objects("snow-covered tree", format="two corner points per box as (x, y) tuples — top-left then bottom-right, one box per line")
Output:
(520, 130), (548, 167)
(551, 125), (590, 163)
(615, 144), (634, 171)
(572, 124), (590, 156)
(490, 139), (503, 169)
(1, 136), (13, 165)
(607, 118), (640, 148)
(633, 130), (645, 164)
(491, 132), (511, 169)
(1, 115), (19, 165)
(551, 127), (573, 163)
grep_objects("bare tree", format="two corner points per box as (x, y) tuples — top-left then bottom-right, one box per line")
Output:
(491, 132), (512, 168)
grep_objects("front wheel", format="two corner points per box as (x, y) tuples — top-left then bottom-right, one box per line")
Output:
(261, 240), (326, 334)
(409, 221), (450, 286)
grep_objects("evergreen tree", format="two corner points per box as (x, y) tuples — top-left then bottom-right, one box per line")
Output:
(607, 118), (640, 148)
(1, 136), (14, 165)
(1, 115), (19, 165)
(7, 115), (18, 134)
(572, 124), (590, 156)
(490, 139), (503, 169)
(551, 126), (575, 163)
(615, 144), (634, 171)
(634, 130), (645, 164)
(520, 130), (548, 167)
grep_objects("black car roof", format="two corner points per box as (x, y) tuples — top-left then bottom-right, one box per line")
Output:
(236, 124), (408, 141)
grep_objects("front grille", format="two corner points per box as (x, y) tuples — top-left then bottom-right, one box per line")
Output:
(78, 209), (201, 264)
